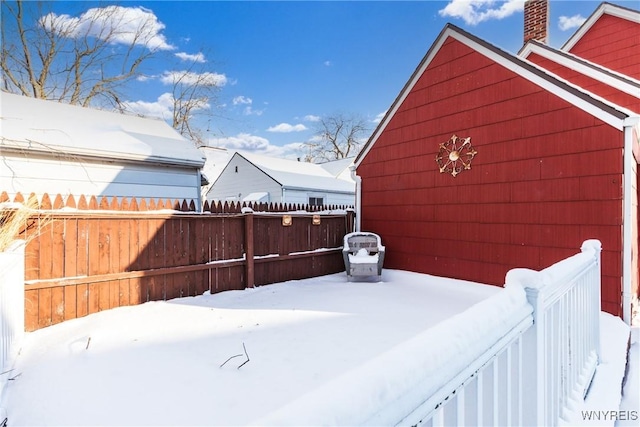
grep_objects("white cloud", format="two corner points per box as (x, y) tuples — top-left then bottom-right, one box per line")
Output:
(438, 0), (524, 26)
(558, 14), (586, 31)
(244, 106), (264, 116)
(372, 111), (387, 124)
(233, 96), (253, 105)
(39, 5), (174, 50)
(121, 91), (211, 120)
(304, 115), (321, 122)
(210, 133), (271, 151)
(207, 133), (303, 158)
(231, 97), (263, 115)
(267, 123), (308, 133)
(175, 52), (206, 63)
(160, 70), (227, 86)
(121, 92), (174, 119)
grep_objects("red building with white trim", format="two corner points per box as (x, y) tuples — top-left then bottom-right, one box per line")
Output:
(354, 1), (639, 321)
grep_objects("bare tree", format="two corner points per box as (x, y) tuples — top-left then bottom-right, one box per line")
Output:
(1, 1), (171, 108)
(163, 65), (224, 146)
(302, 113), (370, 162)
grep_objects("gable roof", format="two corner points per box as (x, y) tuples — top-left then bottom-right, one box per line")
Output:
(318, 157), (355, 181)
(561, 2), (640, 52)
(199, 146), (232, 189)
(355, 23), (633, 168)
(1, 92), (205, 168)
(233, 151), (355, 194)
(519, 40), (640, 112)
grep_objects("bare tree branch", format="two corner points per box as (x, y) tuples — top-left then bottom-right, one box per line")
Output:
(302, 113), (370, 163)
(1, 1), (162, 108)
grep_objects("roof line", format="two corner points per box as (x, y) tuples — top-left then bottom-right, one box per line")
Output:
(561, 2), (640, 51)
(354, 24), (451, 166)
(519, 40), (640, 98)
(237, 152), (283, 187)
(355, 23), (630, 167)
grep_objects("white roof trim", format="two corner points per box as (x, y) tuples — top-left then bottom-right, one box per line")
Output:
(356, 28), (450, 167)
(355, 25), (629, 168)
(519, 42), (640, 99)
(561, 3), (640, 52)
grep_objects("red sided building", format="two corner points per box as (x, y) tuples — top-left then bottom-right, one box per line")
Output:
(353, 1), (640, 321)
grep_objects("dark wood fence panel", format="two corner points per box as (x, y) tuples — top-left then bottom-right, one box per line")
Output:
(19, 209), (355, 331)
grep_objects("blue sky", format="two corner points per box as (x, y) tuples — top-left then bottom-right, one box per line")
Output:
(21, 1), (639, 159)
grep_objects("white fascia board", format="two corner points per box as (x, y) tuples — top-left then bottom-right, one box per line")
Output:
(520, 43), (640, 98)
(0, 140), (204, 169)
(562, 4), (640, 52)
(354, 27), (450, 168)
(448, 30), (628, 130)
(355, 26), (628, 169)
(622, 117), (639, 324)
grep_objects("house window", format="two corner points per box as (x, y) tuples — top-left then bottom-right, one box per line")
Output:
(309, 197), (324, 206)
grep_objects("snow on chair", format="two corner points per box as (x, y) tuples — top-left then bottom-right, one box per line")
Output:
(342, 232), (385, 281)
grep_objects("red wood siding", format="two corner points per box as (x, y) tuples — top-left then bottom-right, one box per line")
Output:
(526, 52), (640, 113)
(358, 37), (625, 316)
(568, 14), (640, 79)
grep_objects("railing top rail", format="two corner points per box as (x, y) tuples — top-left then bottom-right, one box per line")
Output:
(505, 240), (601, 309)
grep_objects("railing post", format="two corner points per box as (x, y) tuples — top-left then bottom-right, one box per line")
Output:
(580, 239), (602, 361)
(505, 268), (544, 426)
(244, 209), (255, 289)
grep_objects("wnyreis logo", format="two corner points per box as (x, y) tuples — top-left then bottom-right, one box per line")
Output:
(581, 410), (639, 421)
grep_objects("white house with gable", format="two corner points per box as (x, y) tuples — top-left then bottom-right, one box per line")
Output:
(1, 92), (205, 208)
(205, 151), (355, 206)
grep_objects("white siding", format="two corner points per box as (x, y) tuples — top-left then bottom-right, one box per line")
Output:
(206, 155), (282, 203)
(283, 189), (355, 206)
(1, 153), (201, 203)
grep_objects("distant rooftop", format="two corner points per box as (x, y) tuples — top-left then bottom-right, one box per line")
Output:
(1, 92), (205, 168)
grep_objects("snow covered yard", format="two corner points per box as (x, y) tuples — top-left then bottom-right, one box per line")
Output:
(0, 269), (635, 426)
(1, 270), (500, 426)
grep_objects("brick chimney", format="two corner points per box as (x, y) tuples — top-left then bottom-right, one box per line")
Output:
(524, 0), (549, 44)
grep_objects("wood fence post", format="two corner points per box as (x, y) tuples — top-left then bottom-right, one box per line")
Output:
(346, 209), (356, 234)
(244, 211), (255, 288)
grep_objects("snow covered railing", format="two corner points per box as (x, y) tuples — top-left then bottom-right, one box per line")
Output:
(508, 239), (602, 426)
(256, 240), (602, 427)
(404, 239), (602, 427)
(0, 241), (25, 397)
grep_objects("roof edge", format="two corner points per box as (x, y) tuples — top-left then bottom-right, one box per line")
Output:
(561, 2), (640, 52)
(355, 23), (630, 169)
(519, 40), (640, 98)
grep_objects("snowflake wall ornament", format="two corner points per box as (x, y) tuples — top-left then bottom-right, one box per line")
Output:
(435, 134), (477, 177)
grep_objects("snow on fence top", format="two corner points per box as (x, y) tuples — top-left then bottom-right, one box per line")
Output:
(0, 192), (353, 214)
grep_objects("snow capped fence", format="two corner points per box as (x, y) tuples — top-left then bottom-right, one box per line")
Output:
(0, 241), (25, 396)
(0, 191), (352, 214)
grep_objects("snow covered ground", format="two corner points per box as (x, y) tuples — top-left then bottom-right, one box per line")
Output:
(0, 270), (636, 426)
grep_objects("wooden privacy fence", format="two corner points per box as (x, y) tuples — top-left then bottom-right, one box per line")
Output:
(21, 209), (355, 331)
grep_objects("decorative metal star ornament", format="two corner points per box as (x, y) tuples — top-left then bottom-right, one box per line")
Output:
(435, 134), (477, 177)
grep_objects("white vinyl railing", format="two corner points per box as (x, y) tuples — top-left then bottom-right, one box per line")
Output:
(0, 240), (25, 396)
(514, 239), (601, 426)
(257, 241), (602, 427)
(399, 239), (602, 427)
